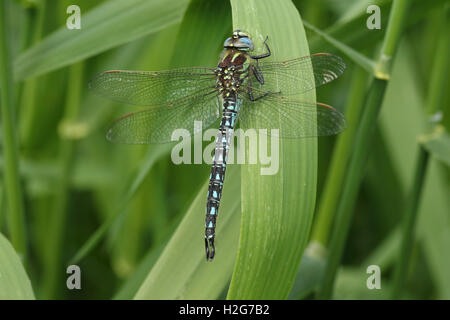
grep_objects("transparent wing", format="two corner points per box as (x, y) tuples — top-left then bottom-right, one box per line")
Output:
(107, 89), (220, 144)
(89, 67), (217, 106)
(238, 89), (346, 138)
(250, 53), (346, 95)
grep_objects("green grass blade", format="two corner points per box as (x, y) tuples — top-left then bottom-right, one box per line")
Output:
(227, 0), (317, 299)
(0, 232), (34, 299)
(40, 62), (84, 299)
(337, 0), (390, 24)
(420, 126), (450, 167)
(362, 227), (401, 271)
(303, 21), (375, 73)
(19, 0), (46, 151)
(311, 63), (369, 246)
(333, 267), (393, 299)
(391, 8), (449, 298)
(391, 146), (429, 298)
(70, 145), (171, 264)
(308, 0), (447, 53)
(114, 239), (167, 299)
(422, 7), (450, 117)
(14, 0), (189, 80)
(0, 0), (27, 260)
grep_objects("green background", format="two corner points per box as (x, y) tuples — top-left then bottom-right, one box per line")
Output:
(0, 0), (449, 299)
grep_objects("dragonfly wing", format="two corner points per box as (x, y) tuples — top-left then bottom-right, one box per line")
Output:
(239, 89), (346, 138)
(250, 53), (346, 95)
(107, 90), (220, 144)
(89, 67), (217, 106)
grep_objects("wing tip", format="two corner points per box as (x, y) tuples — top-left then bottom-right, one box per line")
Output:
(316, 101), (334, 110)
(105, 126), (115, 142)
(317, 101), (347, 135)
(313, 52), (346, 69)
(88, 70), (124, 90)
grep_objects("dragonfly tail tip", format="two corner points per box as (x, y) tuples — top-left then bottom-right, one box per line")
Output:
(205, 237), (215, 261)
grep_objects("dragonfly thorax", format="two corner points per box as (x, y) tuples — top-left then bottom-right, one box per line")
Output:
(216, 49), (249, 98)
(215, 66), (242, 98)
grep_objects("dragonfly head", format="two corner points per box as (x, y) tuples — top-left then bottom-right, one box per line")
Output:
(223, 30), (254, 52)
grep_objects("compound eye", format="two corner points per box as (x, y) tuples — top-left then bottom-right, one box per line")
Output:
(240, 37), (251, 45)
(238, 37), (254, 50)
(223, 37), (233, 47)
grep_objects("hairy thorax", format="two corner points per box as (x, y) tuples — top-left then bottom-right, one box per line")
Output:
(215, 49), (249, 99)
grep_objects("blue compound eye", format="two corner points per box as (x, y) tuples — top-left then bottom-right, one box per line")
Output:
(237, 37), (254, 51)
(223, 34), (254, 51)
(240, 37), (251, 45)
(223, 37), (233, 47)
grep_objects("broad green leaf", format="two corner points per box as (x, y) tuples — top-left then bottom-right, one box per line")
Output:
(0, 233), (34, 299)
(227, 0), (317, 299)
(14, 0), (189, 80)
(420, 126), (450, 167)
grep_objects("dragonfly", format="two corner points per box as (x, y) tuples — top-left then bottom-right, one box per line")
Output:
(89, 30), (346, 262)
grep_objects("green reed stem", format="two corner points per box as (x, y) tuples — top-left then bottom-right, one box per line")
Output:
(40, 62), (84, 299)
(14, 1), (38, 105)
(390, 5), (449, 299)
(0, 0), (27, 260)
(311, 64), (369, 246)
(317, 79), (387, 299)
(317, 0), (412, 299)
(423, 10), (450, 117)
(390, 147), (429, 299)
(20, 0), (46, 152)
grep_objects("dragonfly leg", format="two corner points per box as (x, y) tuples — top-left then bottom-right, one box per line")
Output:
(248, 86), (281, 102)
(249, 37), (270, 86)
(246, 65), (280, 101)
(250, 36), (271, 60)
(251, 63), (265, 85)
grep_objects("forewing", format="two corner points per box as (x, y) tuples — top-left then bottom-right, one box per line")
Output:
(250, 53), (345, 95)
(239, 90), (346, 138)
(89, 67), (217, 106)
(107, 90), (220, 144)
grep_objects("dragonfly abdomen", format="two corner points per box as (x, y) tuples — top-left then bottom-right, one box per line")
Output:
(205, 96), (240, 261)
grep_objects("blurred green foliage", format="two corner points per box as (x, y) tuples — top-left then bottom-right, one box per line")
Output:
(0, 0), (448, 299)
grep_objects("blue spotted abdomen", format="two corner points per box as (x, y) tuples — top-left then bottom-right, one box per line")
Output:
(204, 96), (240, 260)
